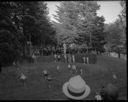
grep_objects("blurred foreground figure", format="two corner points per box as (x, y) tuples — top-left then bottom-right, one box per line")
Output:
(100, 83), (119, 100)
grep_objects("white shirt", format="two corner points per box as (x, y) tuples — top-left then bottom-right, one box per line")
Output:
(95, 94), (102, 100)
(20, 73), (26, 80)
(43, 70), (48, 75)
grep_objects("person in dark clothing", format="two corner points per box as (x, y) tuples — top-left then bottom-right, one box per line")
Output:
(100, 83), (119, 100)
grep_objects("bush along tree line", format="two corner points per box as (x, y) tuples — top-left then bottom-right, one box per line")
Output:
(0, 2), (57, 72)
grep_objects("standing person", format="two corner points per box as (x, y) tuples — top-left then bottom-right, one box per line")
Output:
(63, 43), (66, 54)
(63, 42), (67, 62)
(32, 53), (37, 64)
(70, 43), (76, 63)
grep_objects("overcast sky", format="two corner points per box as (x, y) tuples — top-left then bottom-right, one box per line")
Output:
(46, 1), (122, 24)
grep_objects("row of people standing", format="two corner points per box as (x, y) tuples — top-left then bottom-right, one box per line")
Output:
(33, 46), (96, 57)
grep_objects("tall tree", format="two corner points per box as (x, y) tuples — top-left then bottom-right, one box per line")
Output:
(12, 2), (57, 55)
(104, 19), (125, 58)
(54, 1), (105, 52)
(91, 16), (106, 53)
(119, 0), (126, 51)
(54, 1), (79, 44)
(0, 2), (22, 69)
(0, 1), (57, 70)
(23, 2), (56, 47)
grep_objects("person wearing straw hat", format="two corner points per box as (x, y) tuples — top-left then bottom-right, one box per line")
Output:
(62, 75), (91, 100)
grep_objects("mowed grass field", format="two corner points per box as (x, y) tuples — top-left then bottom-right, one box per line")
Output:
(0, 55), (127, 100)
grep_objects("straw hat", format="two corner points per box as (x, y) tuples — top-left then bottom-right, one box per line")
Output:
(62, 75), (91, 100)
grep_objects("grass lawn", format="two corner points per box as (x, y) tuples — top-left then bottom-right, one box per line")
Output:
(0, 55), (127, 100)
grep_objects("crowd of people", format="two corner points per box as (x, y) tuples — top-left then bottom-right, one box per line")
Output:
(32, 45), (96, 57)
(6, 43), (120, 100)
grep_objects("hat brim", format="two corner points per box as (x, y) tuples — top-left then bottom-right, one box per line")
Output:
(62, 82), (91, 100)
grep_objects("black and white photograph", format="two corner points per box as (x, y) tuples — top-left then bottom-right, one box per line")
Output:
(0, 0), (126, 100)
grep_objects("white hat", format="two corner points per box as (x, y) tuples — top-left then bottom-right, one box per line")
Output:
(62, 75), (91, 100)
